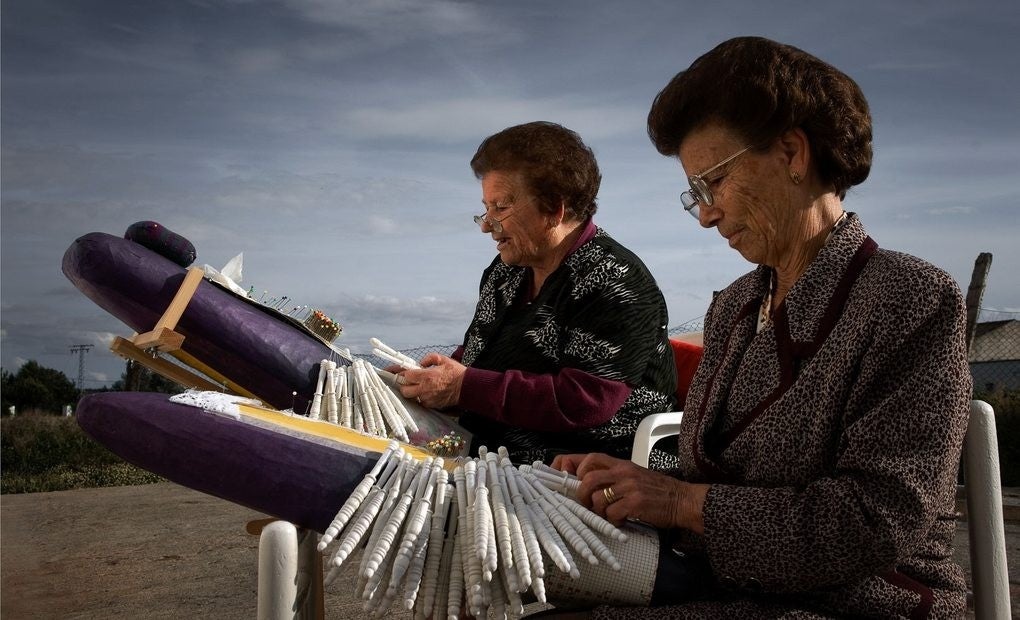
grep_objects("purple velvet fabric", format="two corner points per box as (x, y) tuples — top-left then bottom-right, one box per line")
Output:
(76, 392), (376, 532)
(62, 232), (333, 411)
(123, 221), (197, 267)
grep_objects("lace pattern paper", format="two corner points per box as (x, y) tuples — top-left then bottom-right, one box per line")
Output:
(543, 521), (659, 607)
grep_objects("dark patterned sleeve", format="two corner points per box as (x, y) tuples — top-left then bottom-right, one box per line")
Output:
(557, 254), (672, 385)
(700, 263), (971, 592)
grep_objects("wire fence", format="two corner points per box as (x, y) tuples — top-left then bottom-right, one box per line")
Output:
(354, 345), (460, 370)
(668, 318), (705, 337)
(356, 313), (1020, 400)
(971, 310), (1020, 396)
(353, 320), (709, 369)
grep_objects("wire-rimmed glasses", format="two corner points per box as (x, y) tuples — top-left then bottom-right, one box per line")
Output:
(680, 146), (751, 219)
(472, 205), (517, 234)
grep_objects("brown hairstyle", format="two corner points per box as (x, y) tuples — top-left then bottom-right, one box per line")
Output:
(470, 121), (601, 220)
(647, 36), (872, 198)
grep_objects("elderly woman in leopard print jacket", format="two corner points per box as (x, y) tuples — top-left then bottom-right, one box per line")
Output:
(553, 37), (972, 619)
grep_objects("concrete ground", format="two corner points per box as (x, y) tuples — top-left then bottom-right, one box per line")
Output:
(2, 482), (1017, 618)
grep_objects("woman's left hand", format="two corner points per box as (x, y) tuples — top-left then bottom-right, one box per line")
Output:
(552, 452), (708, 534)
(395, 353), (466, 409)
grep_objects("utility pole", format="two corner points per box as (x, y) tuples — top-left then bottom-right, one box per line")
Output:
(964, 253), (993, 352)
(69, 344), (93, 396)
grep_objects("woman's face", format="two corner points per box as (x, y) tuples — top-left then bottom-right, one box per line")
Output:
(678, 123), (800, 267)
(479, 170), (557, 268)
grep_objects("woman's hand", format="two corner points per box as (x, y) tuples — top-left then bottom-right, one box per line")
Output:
(394, 353), (466, 409)
(552, 452), (709, 534)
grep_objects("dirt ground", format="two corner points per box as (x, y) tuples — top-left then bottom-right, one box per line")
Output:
(2, 483), (266, 619)
(0, 482), (535, 619)
(2, 482), (1018, 618)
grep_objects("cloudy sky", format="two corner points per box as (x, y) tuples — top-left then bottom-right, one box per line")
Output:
(2, 0), (1019, 388)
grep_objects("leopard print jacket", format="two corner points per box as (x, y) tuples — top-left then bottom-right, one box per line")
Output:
(593, 213), (972, 619)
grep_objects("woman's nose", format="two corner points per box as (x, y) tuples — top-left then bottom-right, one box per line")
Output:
(698, 202), (720, 228)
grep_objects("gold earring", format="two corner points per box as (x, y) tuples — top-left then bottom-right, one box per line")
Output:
(790, 171), (802, 185)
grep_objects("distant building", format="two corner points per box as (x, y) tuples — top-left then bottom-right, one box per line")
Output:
(970, 319), (1020, 393)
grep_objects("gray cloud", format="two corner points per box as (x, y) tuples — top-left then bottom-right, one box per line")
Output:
(283, 0), (491, 36)
(345, 97), (643, 143)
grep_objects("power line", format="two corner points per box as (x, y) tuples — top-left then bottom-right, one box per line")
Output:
(69, 344), (93, 395)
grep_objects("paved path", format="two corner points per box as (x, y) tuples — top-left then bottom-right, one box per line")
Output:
(2, 482), (1017, 618)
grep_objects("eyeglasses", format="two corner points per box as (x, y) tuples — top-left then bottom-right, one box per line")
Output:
(680, 146), (751, 219)
(473, 203), (518, 234)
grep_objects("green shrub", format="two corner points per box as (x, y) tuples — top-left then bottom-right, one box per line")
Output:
(2, 413), (117, 472)
(0, 413), (163, 493)
(1, 463), (164, 494)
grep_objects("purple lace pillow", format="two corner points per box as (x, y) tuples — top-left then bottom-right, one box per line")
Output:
(124, 221), (197, 267)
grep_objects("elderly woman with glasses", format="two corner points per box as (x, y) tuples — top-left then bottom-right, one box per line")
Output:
(552, 37), (972, 618)
(395, 121), (678, 465)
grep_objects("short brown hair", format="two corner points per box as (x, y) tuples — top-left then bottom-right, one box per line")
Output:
(470, 121), (601, 220)
(647, 37), (872, 198)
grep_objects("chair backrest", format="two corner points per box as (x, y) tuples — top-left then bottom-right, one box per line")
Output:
(629, 400), (1011, 619)
(630, 411), (684, 468)
(629, 338), (703, 468)
(963, 399), (1011, 620)
(669, 338), (704, 406)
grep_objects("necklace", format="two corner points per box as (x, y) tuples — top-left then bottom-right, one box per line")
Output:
(757, 211), (849, 333)
(758, 271), (776, 333)
(825, 211), (849, 245)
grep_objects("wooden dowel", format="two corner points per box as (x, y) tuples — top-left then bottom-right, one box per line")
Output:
(132, 267), (204, 351)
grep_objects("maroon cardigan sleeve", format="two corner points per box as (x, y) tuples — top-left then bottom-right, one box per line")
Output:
(457, 365), (632, 432)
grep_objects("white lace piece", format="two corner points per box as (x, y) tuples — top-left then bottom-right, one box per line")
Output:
(169, 389), (264, 420)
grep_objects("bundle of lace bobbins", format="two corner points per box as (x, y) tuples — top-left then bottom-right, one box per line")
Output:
(306, 355), (419, 442)
(316, 442), (627, 619)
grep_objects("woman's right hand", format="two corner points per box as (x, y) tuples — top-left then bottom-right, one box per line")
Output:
(392, 353), (466, 410)
(552, 452), (708, 534)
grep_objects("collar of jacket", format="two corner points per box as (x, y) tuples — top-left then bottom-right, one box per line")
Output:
(692, 213), (878, 480)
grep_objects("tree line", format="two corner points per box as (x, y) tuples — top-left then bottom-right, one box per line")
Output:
(1, 360), (181, 415)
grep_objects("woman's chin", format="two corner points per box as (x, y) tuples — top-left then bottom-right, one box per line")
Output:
(497, 247), (519, 265)
(734, 245), (764, 265)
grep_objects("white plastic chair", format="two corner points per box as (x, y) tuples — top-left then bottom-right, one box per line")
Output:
(962, 400), (1011, 620)
(252, 519), (323, 620)
(630, 411), (684, 468)
(628, 400), (1011, 620)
